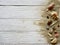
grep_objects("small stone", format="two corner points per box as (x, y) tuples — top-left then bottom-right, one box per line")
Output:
(51, 38), (57, 44)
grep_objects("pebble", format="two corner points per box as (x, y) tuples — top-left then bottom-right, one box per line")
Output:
(51, 38), (57, 44)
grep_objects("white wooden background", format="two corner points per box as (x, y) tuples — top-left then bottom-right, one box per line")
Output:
(0, 0), (59, 45)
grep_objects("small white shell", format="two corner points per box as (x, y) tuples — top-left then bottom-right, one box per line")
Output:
(49, 28), (53, 32)
(51, 38), (57, 43)
(51, 11), (57, 16)
(48, 33), (52, 37)
(50, 38), (53, 41)
(46, 11), (58, 17)
(50, 21), (57, 26)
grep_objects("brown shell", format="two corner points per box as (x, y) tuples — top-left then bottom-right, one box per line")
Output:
(48, 3), (55, 10)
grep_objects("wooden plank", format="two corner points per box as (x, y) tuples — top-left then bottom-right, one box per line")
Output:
(0, 19), (39, 32)
(0, 19), (24, 31)
(0, 6), (45, 19)
(0, 32), (47, 43)
(0, 0), (51, 5)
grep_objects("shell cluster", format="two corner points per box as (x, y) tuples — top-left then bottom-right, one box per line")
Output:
(40, 2), (60, 45)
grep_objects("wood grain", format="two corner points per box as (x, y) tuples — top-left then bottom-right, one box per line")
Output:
(0, 0), (51, 5)
(0, 6), (44, 18)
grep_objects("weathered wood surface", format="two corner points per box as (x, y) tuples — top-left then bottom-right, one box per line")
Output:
(0, 0), (51, 5)
(0, 0), (60, 45)
(0, 6), (44, 18)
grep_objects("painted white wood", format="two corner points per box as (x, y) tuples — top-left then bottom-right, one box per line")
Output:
(0, 19), (39, 32)
(0, 19), (48, 44)
(0, 0), (51, 5)
(0, 6), (45, 19)
(0, 32), (48, 43)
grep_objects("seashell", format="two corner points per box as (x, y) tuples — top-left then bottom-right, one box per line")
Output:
(46, 26), (50, 30)
(49, 28), (53, 34)
(48, 3), (55, 10)
(52, 26), (56, 31)
(51, 11), (58, 20)
(54, 32), (59, 38)
(54, 31), (57, 34)
(48, 33), (52, 37)
(51, 15), (57, 19)
(51, 11), (57, 16)
(47, 16), (49, 19)
(50, 21), (57, 26)
(46, 27), (49, 30)
(47, 20), (52, 26)
(51, 38), (57, 44)
(57, 24), (60, 27)
(50, 38), (53, 41)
